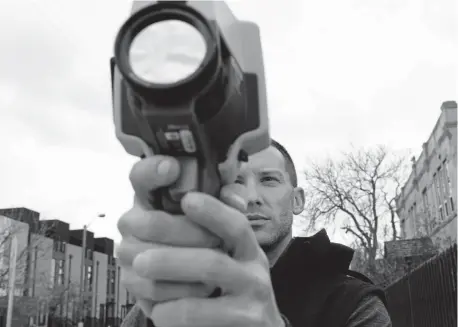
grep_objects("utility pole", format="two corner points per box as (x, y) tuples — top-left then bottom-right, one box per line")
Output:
(6, 235), (18, 327)
(78, 213), (105, 326)
(95, 261), (100, 322)
(79, 224), (87, 326)
(66, 254), (73, 322)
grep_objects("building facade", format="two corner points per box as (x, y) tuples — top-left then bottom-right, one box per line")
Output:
(396, 101), (457, 249)
(0, 207), (133, 327)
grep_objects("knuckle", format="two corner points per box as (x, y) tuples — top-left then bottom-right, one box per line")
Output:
(117, 238), (155, 267)
(117, 208), (134, 236)
(146, 211), (171, 241)
(205, 251), (229, 280)
(116, 239), (132, 266)
(120, 267), (155, 300)
(129, 159), (146, 188)
(127, 209), (168, 242)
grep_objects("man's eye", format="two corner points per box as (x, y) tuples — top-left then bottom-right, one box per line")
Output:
(261, 176), (279, 183)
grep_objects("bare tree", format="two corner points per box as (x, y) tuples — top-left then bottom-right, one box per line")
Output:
(0, 215), (55, 294)
(10, 274), (85, 327)
(302, 145), (410, 271)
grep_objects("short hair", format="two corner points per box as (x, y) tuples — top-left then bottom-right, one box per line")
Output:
(271, 139), (298, 187)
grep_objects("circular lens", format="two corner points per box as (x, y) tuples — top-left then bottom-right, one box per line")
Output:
(128, 19), (207, 85)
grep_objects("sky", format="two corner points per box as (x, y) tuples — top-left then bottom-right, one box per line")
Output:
(0, 0), (456, 247)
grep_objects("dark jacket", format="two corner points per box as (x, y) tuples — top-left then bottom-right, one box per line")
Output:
(272, 229), (387, 327)
(121, 229), (387, 327)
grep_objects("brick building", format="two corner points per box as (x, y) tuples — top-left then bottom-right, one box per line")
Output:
(0, 207), (133, 327)
(395, 101), (457, 249)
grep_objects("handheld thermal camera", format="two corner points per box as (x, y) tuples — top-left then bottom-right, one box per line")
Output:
(111, 0), (270, 214)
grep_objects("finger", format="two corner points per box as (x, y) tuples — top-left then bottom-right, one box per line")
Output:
(132, 247), (251, 293)
(121, 267), (214, 301)
(181, 192), (261, 262)
(129, 156), (180, 209)
(116, 237), (159, 267)
(117, 206), (221, 247)
(152, 297), (247, 327)
(120, 267), (155, 299)
(219, 183), (247, 212)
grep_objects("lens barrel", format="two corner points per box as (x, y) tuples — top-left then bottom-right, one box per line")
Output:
(114, 2), (221, 104)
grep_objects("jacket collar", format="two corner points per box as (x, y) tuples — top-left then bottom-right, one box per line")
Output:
(271, 229), (355, 278)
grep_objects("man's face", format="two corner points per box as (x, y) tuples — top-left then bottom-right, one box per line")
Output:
(235, 145), (305, 251)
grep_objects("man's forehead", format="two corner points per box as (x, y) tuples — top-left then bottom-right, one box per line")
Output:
(240, 145), (286, 173)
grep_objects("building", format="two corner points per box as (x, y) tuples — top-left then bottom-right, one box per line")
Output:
(0, 207), (134, 327)
(396, 100), (457, 249)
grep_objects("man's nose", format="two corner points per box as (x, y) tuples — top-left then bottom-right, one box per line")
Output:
(245, 180), (262, 206)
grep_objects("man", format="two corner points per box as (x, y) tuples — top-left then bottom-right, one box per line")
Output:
(117, 140), (392, 327)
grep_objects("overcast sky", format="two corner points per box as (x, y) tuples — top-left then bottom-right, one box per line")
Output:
(0, 0), (456, 246)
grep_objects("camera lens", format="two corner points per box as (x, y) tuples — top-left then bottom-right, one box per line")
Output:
(128, 19), (207, 85)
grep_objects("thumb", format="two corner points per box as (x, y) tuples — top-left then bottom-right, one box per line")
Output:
(219, 183), (248, 213)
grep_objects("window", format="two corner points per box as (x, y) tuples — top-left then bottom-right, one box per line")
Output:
(408, 204), (417, 236)
(87, 265), (93, 289)
(433, 173), (441, 203)
(433, 173), (444, 221)
(106, 271), (110, 294)
(444, 159), (455, 212)
(438, 164), (450, 217)
(422, 187), (429, 213)
(438, 166), (446, 198)
(57, 260), (65, 285)
(100, 304), (105, 322)
(111, 271), (116, 294)
(50, 259), (56, 284)
(108, 303), (114, 318)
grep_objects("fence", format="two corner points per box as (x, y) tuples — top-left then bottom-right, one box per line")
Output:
(385, 244), (457, 327)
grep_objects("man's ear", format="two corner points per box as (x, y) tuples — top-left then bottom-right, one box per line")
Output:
(292, 187), (305, 215)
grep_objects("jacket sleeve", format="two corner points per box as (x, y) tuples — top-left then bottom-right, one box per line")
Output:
(345, 295), (392, 327)
(120, 304), (149, 327)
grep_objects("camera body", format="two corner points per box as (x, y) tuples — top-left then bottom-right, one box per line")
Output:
(111, 0), (270, 213)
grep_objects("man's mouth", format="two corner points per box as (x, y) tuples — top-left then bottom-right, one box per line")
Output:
(246, 214), (268, 221)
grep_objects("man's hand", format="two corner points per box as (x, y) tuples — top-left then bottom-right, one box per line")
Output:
(117, 156), (221, 315)
(117, 156), (285, 327)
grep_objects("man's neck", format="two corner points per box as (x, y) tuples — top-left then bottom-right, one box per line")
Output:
(266, 233), (293, 268)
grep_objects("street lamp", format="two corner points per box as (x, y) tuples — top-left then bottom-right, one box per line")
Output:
(78, 213), (105, 326)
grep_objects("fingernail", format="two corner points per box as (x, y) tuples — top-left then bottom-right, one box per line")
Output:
(157, 160), (171, 175)
(183, 192), (204, 210)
